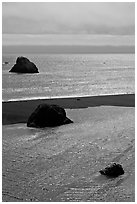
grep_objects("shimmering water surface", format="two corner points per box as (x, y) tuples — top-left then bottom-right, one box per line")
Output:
(2, 53), (135, 101)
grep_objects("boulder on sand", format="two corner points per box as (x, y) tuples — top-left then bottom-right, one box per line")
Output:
(27, 104), (73, 128)
(9, 56), (39, 73)
(99, 163), (124, 177)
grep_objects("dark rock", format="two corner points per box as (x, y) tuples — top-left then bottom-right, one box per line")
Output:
(99, 163), (124, 177)
(27, 104), (73, 128)
(4, 61), (9, 65)
(9, 56), (39, 73)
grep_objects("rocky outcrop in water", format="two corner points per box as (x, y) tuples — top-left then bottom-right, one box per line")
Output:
(27, 104), (73, 128)
(99, 163), (124, 177)
(3, 61), (9, 65)
(9, 56), (39, 73)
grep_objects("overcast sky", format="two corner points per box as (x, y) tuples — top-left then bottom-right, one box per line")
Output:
(2, 2), (135, 35)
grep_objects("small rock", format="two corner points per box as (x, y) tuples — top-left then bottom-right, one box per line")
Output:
(99, 163), (124, 177)
(3, 61), (9, 65)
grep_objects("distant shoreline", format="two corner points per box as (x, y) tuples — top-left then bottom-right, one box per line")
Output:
(2, 45), (135, 54)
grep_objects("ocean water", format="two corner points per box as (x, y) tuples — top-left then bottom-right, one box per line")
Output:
(2, 53), (135, 101)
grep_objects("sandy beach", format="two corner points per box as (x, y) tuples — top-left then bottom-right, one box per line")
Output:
(2, 94), (135, 202)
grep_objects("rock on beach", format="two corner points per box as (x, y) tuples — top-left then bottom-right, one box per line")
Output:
(27, 104), (73, 128)
(99, 163), (125, 177)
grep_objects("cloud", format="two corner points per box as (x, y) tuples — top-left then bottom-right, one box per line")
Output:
(2, 2), (135, 35)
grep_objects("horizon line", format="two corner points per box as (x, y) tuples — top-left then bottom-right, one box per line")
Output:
(2, 45), (135, 54)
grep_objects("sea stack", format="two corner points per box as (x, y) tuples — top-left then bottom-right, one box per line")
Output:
(27, 104), (73, 128)
(9, 56), (39, 73)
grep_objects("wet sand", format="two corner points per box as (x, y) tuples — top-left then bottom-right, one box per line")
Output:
(2, 94), (135, 201)
(2, 94), (135, 125)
